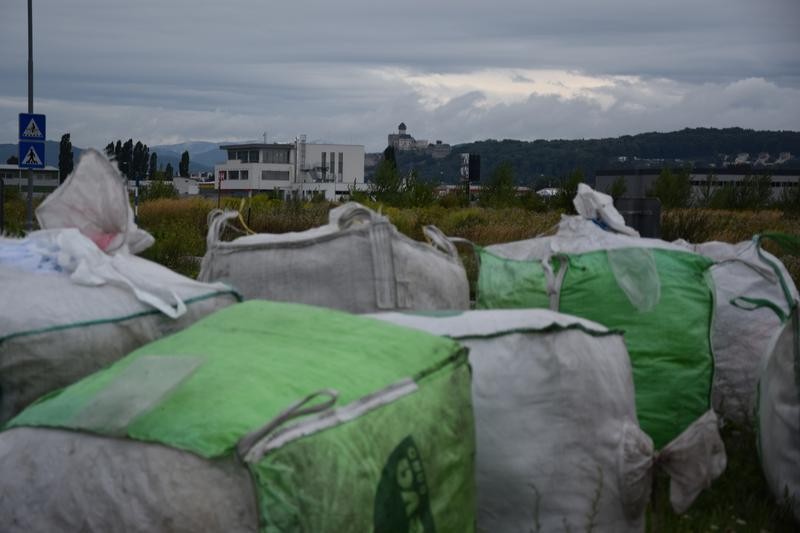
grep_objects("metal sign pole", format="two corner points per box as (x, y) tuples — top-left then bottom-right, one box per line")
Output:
(134, 174), (140, 223)
(0, 177), (5, 233)
(132, 149), (138, 223)
(25, 0), (34, 232)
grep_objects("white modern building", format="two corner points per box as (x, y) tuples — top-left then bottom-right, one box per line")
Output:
(214, 137), (366, 201)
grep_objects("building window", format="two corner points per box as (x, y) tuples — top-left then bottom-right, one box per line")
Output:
(240, 170), (249, 180)
(330, 153), (335, 179)
(263, 149), (290, 164)
(230, 150), (258, 163)
(321, 152), (327, 179)
(338, 152), (343, 177)
(228, 170), (240, 180)
(262, 170), (290, 181)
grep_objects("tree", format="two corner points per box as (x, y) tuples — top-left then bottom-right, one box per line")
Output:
(777, 180), (800, 214)
(148, 152), (158, 179)
(132, 141), (149, 179)
(370, 159), (403, 205)
(142, 145), (150, 176)
(383, 145), (397, 170)
(58, 133), (74, 183)
(104, 142), (115, 158)
(164, 162), (174, 180)
(403, 170), (436, 207)
(6, 155), (19, 165)
(696, 173), (717, 207)
(480, 161), (517, 208)
(648, 168), (692, 208)
(117, 139), (134, 179)
(140, 180), (177, 201)
(179, 150), (190, 177)
(554, 169), (584, 213)
(609, 176), (627, 201)
(709, 173), (772, 210)
(737, 174), (772, 209)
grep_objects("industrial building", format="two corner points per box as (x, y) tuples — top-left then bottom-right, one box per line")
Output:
(0, 164), (60, 196)
(213, 137), (366, 201)
(595, 167), (799, 201)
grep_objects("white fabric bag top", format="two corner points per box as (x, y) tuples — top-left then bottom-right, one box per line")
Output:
(36, 148), (154, 254)
(1, 229), (204, 319)
(369, 309), (725, 532)
(199, 202), (469, 312)
(0, 229), (239, 424)
(573, 182), (639, 237)
(675, 236), (799, 423)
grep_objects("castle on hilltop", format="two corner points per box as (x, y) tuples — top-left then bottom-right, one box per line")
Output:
(387, 123), (451, 159)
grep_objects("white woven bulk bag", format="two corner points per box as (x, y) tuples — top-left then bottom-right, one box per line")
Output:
(758, 308), (800, 521)
(0, 229), (240, 424)
(0, 301), (475, 533)
(0, 428), (258, 532)
(370, 309), (726, 532)
(1, 148), (240, 424)
(676, 234), (799, 423)
(198, 203), (469, 313)
(35, 148), (154, 254)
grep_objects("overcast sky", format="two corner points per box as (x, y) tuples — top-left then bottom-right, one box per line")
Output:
(1, 0), (799, 152)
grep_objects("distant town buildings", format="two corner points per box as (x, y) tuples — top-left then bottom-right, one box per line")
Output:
(387, 123), (451, 159)
(723, 152), (793, 168)
(213, 136), (366, 201)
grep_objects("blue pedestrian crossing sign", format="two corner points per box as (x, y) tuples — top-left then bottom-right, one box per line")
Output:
(18, 113), (46, 169)
(19, 113), (46, 140)
(19, 140), (45, 169)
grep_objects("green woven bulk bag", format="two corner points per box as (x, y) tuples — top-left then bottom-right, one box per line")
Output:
(0, 301), (475, 533)
(476, 217), (717, 450)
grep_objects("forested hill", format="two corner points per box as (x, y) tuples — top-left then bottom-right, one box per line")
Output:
(391, 128), (800, 186)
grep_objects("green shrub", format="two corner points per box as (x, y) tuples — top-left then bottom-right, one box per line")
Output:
(648, 167), (692, 208)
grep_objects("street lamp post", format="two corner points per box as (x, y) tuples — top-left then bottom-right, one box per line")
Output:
(25, 0), (34, 232)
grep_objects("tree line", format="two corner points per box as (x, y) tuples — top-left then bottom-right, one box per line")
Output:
(390, 127), (800, 188)
(99, 139), (191, 181)
(363, 145), (582, 212)
(26, 133), (194, 182)
(101, 140), (188, 181)
(365, 145), (799, 214)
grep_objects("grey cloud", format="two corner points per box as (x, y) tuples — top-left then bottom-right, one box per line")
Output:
(0, 0), (798, 149)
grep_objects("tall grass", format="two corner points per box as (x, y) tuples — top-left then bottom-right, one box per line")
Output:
(662, 209), (800, 284)
(137, 197), (212, 276)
